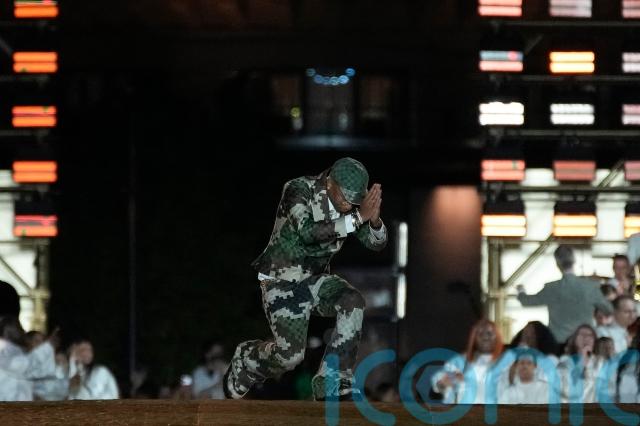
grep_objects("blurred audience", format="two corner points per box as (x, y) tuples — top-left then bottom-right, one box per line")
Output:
(68, 338), (119, 400)
(431, 319), (503, 404)
(0, 316), (56, 401)
(498, 351), (552, 404)
(596, 295), (636, 354)
(191, 341), (227, 400)
(607, 255), (634, 297)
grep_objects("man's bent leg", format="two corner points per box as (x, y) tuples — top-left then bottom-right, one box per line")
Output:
(225, 279), (313, 399)
(309, 274), (366, 400)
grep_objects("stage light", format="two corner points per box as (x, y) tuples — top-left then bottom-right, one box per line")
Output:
(549, 0), (592, 17)
(553, 160), (596, 182)
(623, 52), (640, 73)
(553, 202), (597, 238)
(14, 215), (57, 237)
(550, 103), (594, 125)
(13, 51), (57, 73)
(14, 0), (58, 18)
(623, 0), (640, 18)
(482, 200), (526, 237)
(12, 161), (57, 183)
(396, 273), (406, 320)
(479, 102), (524, 126)
(549, 51), (595, 74)
(625, 204), (640, 238)
(12, 106), (56, 128)
(481, 159), (526, 181)
(625, 160), (640, 181)
(623, 104), (640, 125)
(478, 0), (522, 17)
(479, 50), (524, 72)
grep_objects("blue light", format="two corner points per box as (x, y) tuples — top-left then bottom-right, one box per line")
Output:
(338, 75), (349, 84)
(345, 68), (356, 77)
(313, 75), (324, 84)
(330, 77), (340, 86)
(306, 68), (316, 77)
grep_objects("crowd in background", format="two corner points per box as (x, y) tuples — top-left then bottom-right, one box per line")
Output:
(2, 244), (639, 404)
(430, 246), (640, 405)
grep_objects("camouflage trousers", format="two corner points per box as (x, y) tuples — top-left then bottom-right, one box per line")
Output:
(232, 273), (365, 399)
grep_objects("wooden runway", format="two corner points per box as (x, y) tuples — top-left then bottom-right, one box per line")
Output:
(0, 399), (639, 425)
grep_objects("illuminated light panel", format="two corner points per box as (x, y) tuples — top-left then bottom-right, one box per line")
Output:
(478, 0), (522, 17)
(481, 214), (527, 237)
(553, 160), (596, 181)
(549, 0), (592, 17)
(14, 0), (58, 18)
(553, 214), (597, 237)
(13, 51), (57, 73)
(479, 102), (524, 126)
(481, 159), (525, 181)
(623, 0), (640, 18)
(623, 104), (640, 125)
(479, 50), (524, 72)
(549, 51), (595, 74)
(625, 215), (640, 238)
(12, 161), (57, 183)
(625, 161), (640, 181)
(550, 103), (594, 125)
(12, 106), (57, 128)
(14, 215), (57, 237)
(623, 52), (640, 73)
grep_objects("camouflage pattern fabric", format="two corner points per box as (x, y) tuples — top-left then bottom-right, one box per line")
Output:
(235, 274), (366, 399)
(251, 169), (387, 284)
(231, 166), (387, 399)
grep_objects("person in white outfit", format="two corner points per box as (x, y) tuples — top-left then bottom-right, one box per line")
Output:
(0, 316), (56, 401)
(67, 338), (119, 400)
(24, 331), (69, 401)
(192, 341), (227, 400)
(558, 324), (615, 403)
(596, 295), (636, 355)
(498, 352), (552, 404)
(431, 319), (504, 404)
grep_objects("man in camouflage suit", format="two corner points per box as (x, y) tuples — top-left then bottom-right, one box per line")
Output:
(224, 157), (387, 401)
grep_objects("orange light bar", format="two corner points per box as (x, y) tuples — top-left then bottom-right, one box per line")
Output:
(625, 161), (640, 181)
(14, 215), (57, 237)
(553, 160), (596, 182)
(12, 161), (57, 183)
(553, 214), (597, 237)
(478, 0), (522, 17)
(549, 51), (595, 74)
(625, 215), (640, 238)
(13, 51), (57, 73)
(481, 159), (525, 181)
(14, 1), (58, 18)
(12, 106), (57, 128)
(481, 214), (527, 237)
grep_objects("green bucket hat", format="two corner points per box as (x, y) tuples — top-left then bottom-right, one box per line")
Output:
(329, 157), (369, 205)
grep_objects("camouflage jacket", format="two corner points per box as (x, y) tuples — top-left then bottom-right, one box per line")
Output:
(251, 169), (388, 283)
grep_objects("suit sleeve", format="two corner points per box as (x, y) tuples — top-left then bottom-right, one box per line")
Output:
(517, 284), (551, 306)
(282, 181), (350, 244)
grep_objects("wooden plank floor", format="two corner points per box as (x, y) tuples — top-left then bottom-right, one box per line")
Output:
(0, 400), (639, 425)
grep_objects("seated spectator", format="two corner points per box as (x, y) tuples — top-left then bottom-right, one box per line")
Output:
(68, 338), (119, 400)
(0, 316), (56, 401)
(191, 341), (227, 400)
(25, 331), (70, 401)
(616, 336), (640, 403)
(431, 319), (504, 404)
(510, 321), (559, 359)
(594, 337), (615, 360)
(558, 324), (612, 403)
(517, 245), (613, 345)
(596, 295), (636, 355)
(498, 351), (553, 404)
(607, 254), (634, 297)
